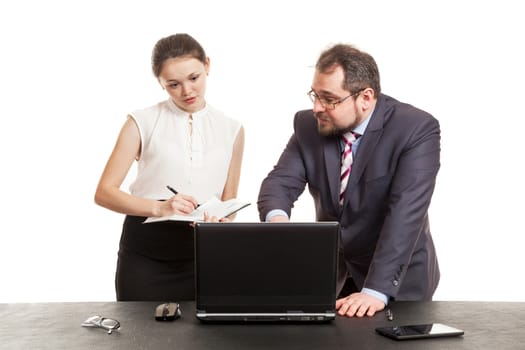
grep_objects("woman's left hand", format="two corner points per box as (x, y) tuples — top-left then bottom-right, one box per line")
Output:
(203, 211), (231, 222)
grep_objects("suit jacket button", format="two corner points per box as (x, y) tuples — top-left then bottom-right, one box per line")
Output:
(392, 279), (399, 286)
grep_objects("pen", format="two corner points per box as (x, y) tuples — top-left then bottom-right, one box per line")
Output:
(166, 185), (200, 208)
(166, 185), (178, 195)
(386, 308), (394, 321)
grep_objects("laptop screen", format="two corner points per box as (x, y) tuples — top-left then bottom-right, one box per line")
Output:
(194, 222), (340, 316)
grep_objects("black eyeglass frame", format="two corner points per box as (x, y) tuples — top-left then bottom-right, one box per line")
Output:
(307, 88), (365, 110)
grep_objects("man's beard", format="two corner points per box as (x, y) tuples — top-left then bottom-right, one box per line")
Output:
(315, 112), (353, 137)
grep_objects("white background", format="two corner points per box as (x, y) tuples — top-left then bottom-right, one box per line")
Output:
(1, 0), (523, 302)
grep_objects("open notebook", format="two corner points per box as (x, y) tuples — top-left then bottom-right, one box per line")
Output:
(194, 222), (340, 322)
(144, 197), (250, 223)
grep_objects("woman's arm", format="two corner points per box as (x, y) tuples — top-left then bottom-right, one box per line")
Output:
(94, 116), (196, 217)
(220, 126), (245, 219)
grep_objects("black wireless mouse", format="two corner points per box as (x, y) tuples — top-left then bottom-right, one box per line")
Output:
(155, 302), (181, 321)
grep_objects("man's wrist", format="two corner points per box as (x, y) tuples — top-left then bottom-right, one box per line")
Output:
(362, 287), (389, 305)
(265, 209), (289, 222)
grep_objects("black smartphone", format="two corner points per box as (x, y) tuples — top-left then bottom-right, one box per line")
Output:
(375, 323), (464, 340)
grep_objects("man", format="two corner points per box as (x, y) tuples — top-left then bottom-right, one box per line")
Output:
(257, 44), (440, 318)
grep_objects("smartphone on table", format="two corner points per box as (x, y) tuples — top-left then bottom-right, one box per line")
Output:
(375, 323), (464, 340)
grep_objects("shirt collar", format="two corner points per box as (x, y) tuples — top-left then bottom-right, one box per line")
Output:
(352, 105), (375, 136)
(167, 98), (208, 119)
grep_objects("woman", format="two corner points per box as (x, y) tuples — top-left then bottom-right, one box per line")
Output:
(95, 33), (244, 301)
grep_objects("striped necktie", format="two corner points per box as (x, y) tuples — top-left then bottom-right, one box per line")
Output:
(339, 132), (360, 205)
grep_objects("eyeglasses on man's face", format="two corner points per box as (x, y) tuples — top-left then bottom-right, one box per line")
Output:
(81, 315), (121, 334)
(307, 89), (364, 110)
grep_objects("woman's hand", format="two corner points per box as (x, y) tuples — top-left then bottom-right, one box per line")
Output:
(158, 194), (198, 217)
(203, 211), (231, 223)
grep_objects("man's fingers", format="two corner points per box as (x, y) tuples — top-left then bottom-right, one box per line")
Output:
(335, 293), (384, 318)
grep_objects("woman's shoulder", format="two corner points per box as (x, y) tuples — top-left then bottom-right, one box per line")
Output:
(131, 100), (169, 117)
(128, 100), (174, 129)
(206, 104), (242, 126)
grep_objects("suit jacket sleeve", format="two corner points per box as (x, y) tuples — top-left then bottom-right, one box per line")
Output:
(257, 112), (308, 221)
(362, 108), (440, 299)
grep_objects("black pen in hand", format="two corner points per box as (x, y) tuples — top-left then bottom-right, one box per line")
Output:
(166, 185), (178, 195)
(166, 185), (200, 208)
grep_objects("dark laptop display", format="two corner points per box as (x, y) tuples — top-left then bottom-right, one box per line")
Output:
(194, 222), (340, 322)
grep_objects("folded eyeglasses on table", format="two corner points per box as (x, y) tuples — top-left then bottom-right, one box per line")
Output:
(81, 315), (120, 334)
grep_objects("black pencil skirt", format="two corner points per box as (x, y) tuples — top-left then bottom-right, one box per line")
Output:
(115, 215), (196, 301)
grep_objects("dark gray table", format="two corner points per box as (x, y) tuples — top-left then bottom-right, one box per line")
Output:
(1, 301), (523, 349)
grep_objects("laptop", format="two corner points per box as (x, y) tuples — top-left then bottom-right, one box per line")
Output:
(194, 222), (340, 322)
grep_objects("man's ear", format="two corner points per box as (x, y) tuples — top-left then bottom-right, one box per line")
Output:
(360, 88), (375, 110)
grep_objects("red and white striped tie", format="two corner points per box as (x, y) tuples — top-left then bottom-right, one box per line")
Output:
(339, 132), (360, 205)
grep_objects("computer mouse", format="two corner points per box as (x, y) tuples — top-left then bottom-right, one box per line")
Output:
(155, 302), (181, 321)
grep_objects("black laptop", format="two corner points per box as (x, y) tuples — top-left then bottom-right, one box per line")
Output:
(194, 222), (340, 322)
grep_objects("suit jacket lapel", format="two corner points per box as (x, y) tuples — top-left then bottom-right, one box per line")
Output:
(323, 136), (341, 208)
(343, 96), (386, 206)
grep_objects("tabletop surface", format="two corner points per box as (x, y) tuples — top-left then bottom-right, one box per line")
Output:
(1, 300), (524, 349)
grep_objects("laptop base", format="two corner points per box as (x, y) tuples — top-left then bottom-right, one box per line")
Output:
(196, 312), (335, 323)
